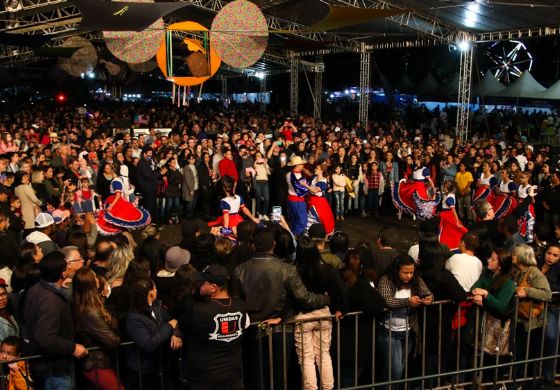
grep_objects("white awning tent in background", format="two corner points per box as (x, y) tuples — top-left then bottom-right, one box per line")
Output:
(394, 73), (414, 92)
(472, 70), (506, 96)
(416, 73), (440, 95)
(535, 79), (560, 100)
(492, 70), (546, 98)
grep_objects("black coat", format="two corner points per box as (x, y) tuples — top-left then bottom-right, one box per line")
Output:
(75, 309), (121, 371)
(21, 280), (75, 377)
(164, 168), (182, 198)
(124, 300), (174, 374)
(197, 161), (212, 189)
(231, 253), (330, 322)
(136, 157), (161, 193)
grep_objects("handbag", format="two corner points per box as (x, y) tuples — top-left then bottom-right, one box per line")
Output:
(345, 177), (356, 199)
(482, 312), (511, 356)
(517, 269), (545, 319)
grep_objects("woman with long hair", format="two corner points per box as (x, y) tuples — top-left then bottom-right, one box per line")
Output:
(294, 237), (347, 390)
(207, 175), (259, 233)
(377, 255), (433, 388)
(339, 249), (385, 387)
(72, 268), (122, 390)
(539, 243), (560, 385)
(13, 171), (42, 232)
(125, 278), (181, 389)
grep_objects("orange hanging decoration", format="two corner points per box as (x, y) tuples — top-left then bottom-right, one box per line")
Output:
(156, 21), (221, 87)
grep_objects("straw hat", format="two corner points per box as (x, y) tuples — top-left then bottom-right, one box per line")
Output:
(287, 156), (307, 166)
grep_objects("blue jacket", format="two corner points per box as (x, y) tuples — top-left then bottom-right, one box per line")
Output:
(125, 299), (173, 374)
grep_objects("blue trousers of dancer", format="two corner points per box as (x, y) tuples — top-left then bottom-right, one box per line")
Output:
(288, 199), (308, 237)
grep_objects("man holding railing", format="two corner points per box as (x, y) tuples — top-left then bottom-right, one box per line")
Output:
(20, 251), (88, 389)
(231, 228), (330, 390)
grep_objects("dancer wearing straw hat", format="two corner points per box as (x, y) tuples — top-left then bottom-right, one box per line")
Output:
(286, 156), (312, 237)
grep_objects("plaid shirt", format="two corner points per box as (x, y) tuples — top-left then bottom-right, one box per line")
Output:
(366, 171), (381, 190)
(378, 275), (432, 354)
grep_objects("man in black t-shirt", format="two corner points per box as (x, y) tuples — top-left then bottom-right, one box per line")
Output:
(181, 264), (249, 390)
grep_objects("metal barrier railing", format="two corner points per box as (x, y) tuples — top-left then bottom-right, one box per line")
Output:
(246, 293), (560, 390)
(0, 293), (558, 390)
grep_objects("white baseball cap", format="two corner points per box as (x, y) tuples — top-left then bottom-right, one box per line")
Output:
(35, 213), (55, 228)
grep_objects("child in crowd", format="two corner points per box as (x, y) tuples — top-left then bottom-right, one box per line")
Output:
(331, 164), (347, 221)
(73, 177), (97, 215)
(366, 161), (382, 217)
(0, 336), (33, 390)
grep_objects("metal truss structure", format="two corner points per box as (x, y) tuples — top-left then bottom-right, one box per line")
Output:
(325, 0), (459, 44)
(313, 68), (323, 120)
(457, 42), (473, 143)
(259, 76), (266, 112)
(358, 43), (370, 126)
(289, 54), (299, 117)
(221, 76), (227, 98)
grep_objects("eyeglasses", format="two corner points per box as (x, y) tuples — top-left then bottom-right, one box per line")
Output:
(68, 257), (84, 264)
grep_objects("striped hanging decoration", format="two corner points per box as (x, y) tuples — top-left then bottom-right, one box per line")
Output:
(165, 30), (173, 77)
(171, 83), (175, 104)
(182, 85), (187, 106)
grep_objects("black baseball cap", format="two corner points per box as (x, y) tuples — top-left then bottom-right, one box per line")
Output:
(197, 264), (229, 287)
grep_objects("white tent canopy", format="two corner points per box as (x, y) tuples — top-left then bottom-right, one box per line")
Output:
(492, 70), (546, 98)
(472, 70), (506, 96)
(535, 79), (560, 100)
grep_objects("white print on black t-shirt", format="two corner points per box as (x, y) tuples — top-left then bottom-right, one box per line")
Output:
(209, 312), (244, 342)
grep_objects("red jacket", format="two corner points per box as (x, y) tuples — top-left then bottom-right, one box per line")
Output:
(219, 158), (239, 183)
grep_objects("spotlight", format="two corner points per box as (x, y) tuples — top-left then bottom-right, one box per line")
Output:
(458, 41), (470, 52)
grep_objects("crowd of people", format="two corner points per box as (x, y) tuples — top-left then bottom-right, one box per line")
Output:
(0, 99), (558, 389)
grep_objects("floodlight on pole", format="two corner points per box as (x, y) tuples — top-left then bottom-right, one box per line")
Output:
(458, 41), (470, 52)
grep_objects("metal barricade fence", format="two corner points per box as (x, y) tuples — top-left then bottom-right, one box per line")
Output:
(247, 292), (560, 390)
(0, 293), (558, 390)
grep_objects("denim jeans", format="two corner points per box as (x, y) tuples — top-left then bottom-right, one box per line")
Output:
(156, 197), (166, 221)
(333, 191), (345, 217)
(183, 193), (198, 218)
(543, 306), (560, 382)
(377, 327), (415, 389)
(255, 181), (270, 216)
(44, 375), (73, 390)
(165, 197), (181, 218)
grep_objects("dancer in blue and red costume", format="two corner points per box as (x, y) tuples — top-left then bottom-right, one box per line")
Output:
(393, 156), (440, 220)
(208, 175), (260, 235)
(439, 180), (468, 252)
(286, 156), (312, 237)
(305, 162), (335, 237)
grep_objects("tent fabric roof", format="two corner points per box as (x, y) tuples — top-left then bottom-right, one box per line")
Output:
(472, 70), (506, 97)
(492, 70), (546, 98)
(535, 79), (560, 100)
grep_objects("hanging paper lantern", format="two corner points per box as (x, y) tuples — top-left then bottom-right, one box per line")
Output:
(103, 0), (164, 64)
(210, 0), (268, 69)
(156, 21), (221, 87)
(186, 52), (209, 77)
(129, 60), (157, 73)
(59, 36), (98, 77)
